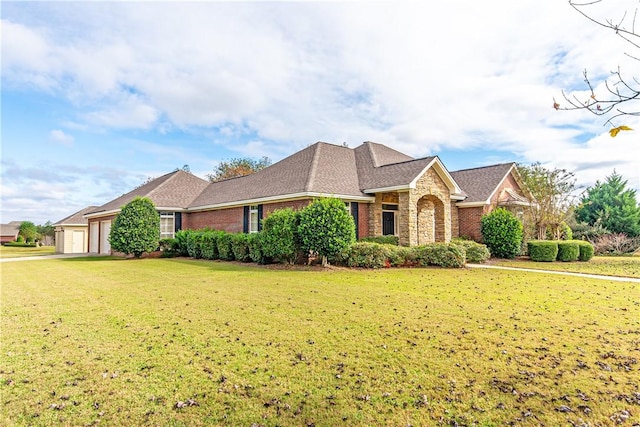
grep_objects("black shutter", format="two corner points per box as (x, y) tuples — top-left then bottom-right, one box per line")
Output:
(350, 203), (359, 239)
(174, 212), (182, 232)
(257, 205), (264, 231)
(243, 206), (249, 233)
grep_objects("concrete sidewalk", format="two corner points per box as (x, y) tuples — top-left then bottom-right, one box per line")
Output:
(0, 253), (106, 263)
(467, 263), (640, 283)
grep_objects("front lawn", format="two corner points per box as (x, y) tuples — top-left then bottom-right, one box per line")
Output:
(0, 245), (55, 259)
(491, 255), (640, 278)
(1, 258), (638, 426)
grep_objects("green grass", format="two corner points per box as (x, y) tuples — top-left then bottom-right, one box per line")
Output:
(1, 258), (638, 426)
(492, 256), (640, 278)
(0, 245), (55, 258)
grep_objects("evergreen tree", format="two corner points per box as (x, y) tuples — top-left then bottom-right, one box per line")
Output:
(575, 171), (640, 237)
(109, 197), (160, 257)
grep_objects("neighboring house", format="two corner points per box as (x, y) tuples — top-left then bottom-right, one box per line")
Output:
(0, 221), (22, 243)
(53, 206), (98, 254)
(85, 141), (533, 253)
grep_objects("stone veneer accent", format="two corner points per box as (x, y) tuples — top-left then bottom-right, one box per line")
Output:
(370, 168), (452, 246)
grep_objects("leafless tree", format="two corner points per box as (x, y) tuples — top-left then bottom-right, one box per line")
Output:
(555, 0), (639, 135)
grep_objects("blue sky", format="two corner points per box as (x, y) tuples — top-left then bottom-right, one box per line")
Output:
(2, 0), (639, 225)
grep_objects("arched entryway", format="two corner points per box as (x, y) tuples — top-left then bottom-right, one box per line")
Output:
(417, 195), (445, 245)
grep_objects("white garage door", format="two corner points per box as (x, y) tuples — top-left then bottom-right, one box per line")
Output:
(100, 221), (111, 254)
(72, 230), (85, 253)
(90, 223), (99, 253)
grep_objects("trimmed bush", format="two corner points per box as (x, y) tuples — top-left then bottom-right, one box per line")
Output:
(247, 232), (270, 264)
(109, 197), (160, 258)
(384, 244), (415, 267)
(3, 241), (37, 247)
(557, 241), (579, 262)
(480, 208), (523, 259)
(159, 238), (178, 257)
(261, 208), (300, 264)
(186, 230), (204, 259)
(174, 229), (193, 256)
(451, 239), (490, 263)
(217, 232), (234, 261)
(200, 230), (223, 260)
(414, 243), (466, 268)
(231, 233), (252, 262)
(576, 240), (594, 262)
(298, 198), (356, 266)
(345, 242), (388, 268)
(16, 236), (24, 243)
(527, 240), (558, 262)
(360, 235), (399, 246)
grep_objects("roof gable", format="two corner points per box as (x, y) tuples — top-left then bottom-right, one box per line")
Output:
(87, 170), (209, 216)
(451, 163), (517, 205)
(54, 206), (99, 226)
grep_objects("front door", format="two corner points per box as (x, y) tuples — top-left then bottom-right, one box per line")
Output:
(382, 211), (395, 235)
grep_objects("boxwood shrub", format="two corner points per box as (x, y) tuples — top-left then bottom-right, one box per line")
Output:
(527, 240), (558, 262)
(247, 232), (271, 264)
(231, 233), (252, 262)
(359, 235), (399, 246)
(414, 243), (466, 268)
(451, 239), (490, 263)
(216, 232), (235, 261)
(345, 241), (388, 268)
(480, 208), (523, 259)
(557, 241), (579, 262)
(384, 244), (415, 267)
(576, 240), (594, 262)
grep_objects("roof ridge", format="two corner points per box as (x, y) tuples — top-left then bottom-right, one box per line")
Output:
(146, 170), (182, 198)
(305, 142), (321, 192)
(452, 162), (514, 173)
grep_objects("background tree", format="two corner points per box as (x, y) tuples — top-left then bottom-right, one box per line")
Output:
(207, 157), (271, 182)
(109, 197), (160, 258)
(555, 0), (639, 135)
(575, 171), (640, 236)
(18, 221), (38, 243)
(298, 198), (356, 266)
(518, 163), (576, 240)
(37, 221), (55, 246)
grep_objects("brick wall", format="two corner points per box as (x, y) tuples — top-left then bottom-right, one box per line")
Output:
(184, 207), (244, 233)
(457, 207), (484, 242)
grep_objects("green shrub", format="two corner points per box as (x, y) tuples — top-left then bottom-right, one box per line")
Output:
(557, 241), (580, 262)
(174, 230), (193, 256)
(247, 232), (270, 264)
(216, 232), (234, 261)
(231, 233), (252, 262)
(527, 240), (558, 262)
(576, 240), (594, 262)
(200, 230), (223, 260)
(159, 238), (178, 257)
(414, 243), (466, 268)
(480, 208), (523, 259)
(4, 241), (37, 247)
(383, 244), (415, 267)
(109, 197), (160, 258)
(451, 239), (490, 263)
(360, 235), (399, 246)
(345, 242), (388, 268)
(185, 230), (204, 259)
(16, 235), (24, 243)
(261, 208), (300, 264)
(298, 198), (356, 266)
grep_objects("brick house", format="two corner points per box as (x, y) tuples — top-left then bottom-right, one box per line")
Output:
(83, 141), (532, 254)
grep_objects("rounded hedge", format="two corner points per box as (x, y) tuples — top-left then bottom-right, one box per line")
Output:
(451, 239), (490, 263)
(576, 240), (594, 262)
(527, 240), (558, 262)
(480, 208), (523, 259)
(557, 241), (579, 262)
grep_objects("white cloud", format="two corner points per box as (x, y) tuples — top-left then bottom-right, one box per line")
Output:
(50, 129), (74, 146)
(1, 0), (639, 223)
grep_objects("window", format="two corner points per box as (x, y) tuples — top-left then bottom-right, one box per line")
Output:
(249, 205), (259, 233)
(382, 204), (398, 236)
(160, 212), (175, 238)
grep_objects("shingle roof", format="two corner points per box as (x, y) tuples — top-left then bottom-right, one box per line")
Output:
(189, 142), (365, 208)
(87, 170), (210, 215)
(0, 222), (21, 237)
(53, 206), (99, 226)
(450, 163), (515, 204)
